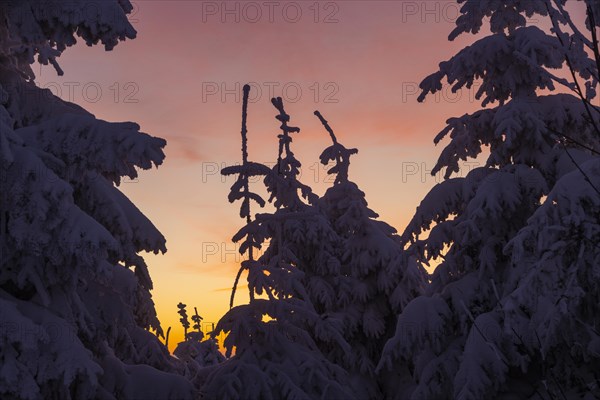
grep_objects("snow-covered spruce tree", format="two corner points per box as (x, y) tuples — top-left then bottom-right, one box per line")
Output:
(173, 303), (224, 374)
(203, 88), (355, 400)
(378, 1), (600, 399)
(0, 2), (192, 399)
(502, 156), (600, 399)
(499, 3), (600, 398)
(313, 111), (425, 398)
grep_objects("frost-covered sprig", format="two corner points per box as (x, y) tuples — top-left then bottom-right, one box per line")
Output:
(177, 302), (190, 339)
(314, 110), (358, 185)
(221, 85), (270, 226)
(174, 303), (204, 342)
(191, 307), (203, 332)
(272, 97), (300, 167)
(185, 307), (204, 342)
(264, 97), (317, 209)
(220, 84), (270, 308)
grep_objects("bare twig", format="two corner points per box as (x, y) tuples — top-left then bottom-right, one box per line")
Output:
(165, 326), (171, 349)
(563, 144), (600, 196)
(545, 126), (600, 155)
(314, 110), (338, 144)
(230, 264), (245, 309)
(546, 2), (600, 137)
(586, 5), (600, 87)
(551, 0), (594, 49)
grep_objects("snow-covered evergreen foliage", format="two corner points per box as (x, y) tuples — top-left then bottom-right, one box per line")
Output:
(0, 2), (192, 399)
(314, 111), (425, 398)
(203, 87), (355, 400)
(502, 156), (600, 398)
(379, 1), (600, 399)
(172, 303), (224, 392)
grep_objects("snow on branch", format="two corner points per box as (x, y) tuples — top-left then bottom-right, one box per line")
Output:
(220, 84), (269, 308)
(314, 110), (358, 185)
(265, 96), (317, 208)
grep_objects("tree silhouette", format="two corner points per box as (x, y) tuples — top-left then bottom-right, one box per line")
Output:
(203, 88), (354, 400)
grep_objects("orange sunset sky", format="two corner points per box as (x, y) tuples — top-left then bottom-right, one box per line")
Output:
(32, 1), (576, 350)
